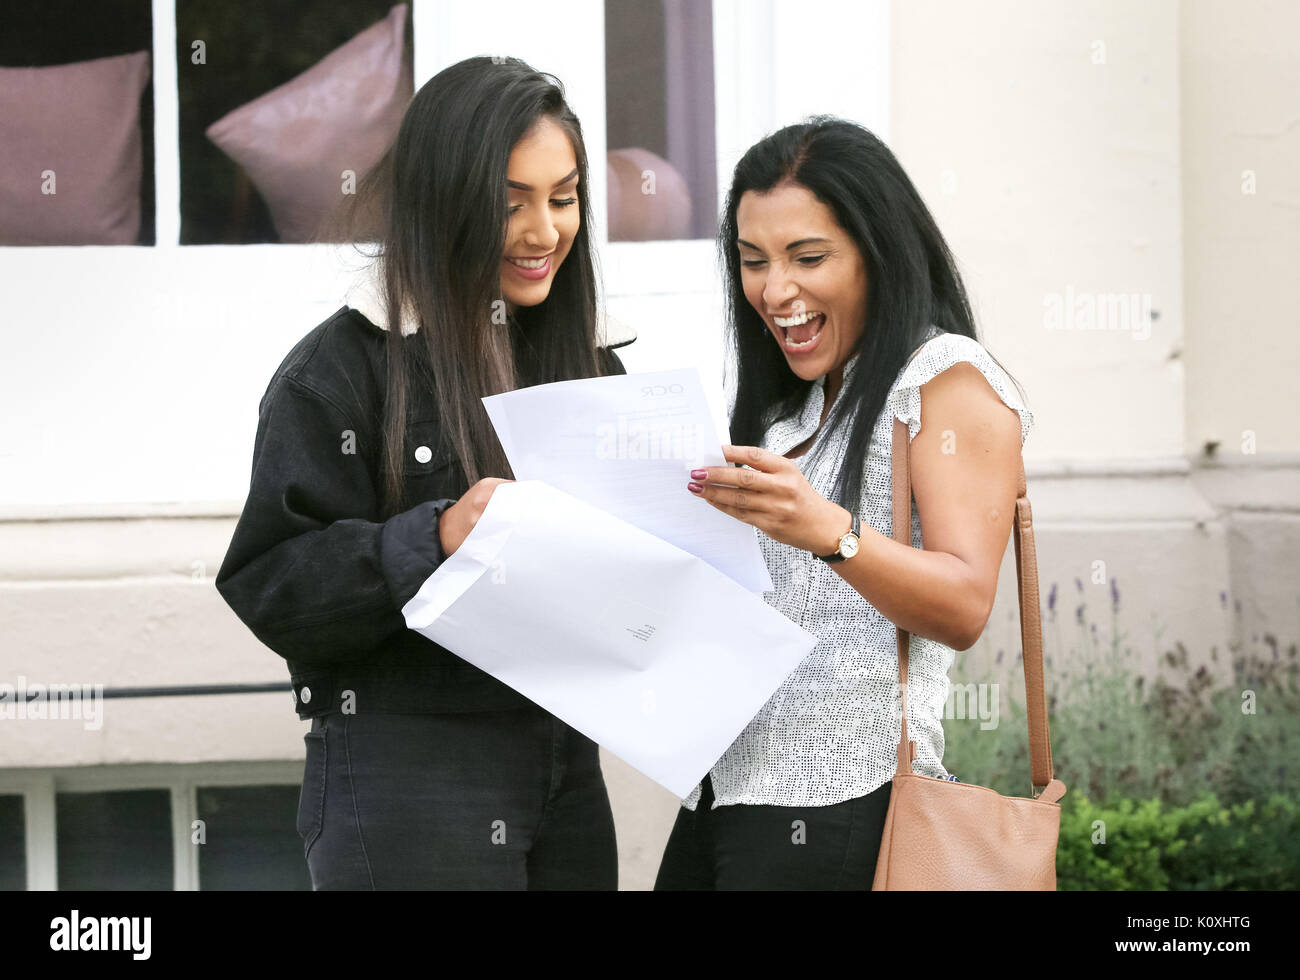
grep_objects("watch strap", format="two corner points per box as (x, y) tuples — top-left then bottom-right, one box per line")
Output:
(816, 512), (860, 563)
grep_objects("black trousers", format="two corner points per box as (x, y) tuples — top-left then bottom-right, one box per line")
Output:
(654, 774), (893, 890)
(297, 705), (618, 889)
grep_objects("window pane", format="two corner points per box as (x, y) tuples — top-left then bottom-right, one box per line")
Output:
(177, 0), (414, 244)
(57, 790), (172, 890)
(0, 795), (25, 891)
(196, 785), (311, 890)
(0, 0), (155, 246)
(605, 0), (718, 241)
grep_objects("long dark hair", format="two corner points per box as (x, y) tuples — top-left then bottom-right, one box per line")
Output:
(324, 56), (607, 519)
(722, 116), (1027, 512)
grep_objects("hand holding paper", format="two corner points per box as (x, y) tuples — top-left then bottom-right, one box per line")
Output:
(402, 479), (814, 798)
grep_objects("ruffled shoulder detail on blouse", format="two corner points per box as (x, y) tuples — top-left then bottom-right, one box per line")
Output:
(887, 332), (1034, 449)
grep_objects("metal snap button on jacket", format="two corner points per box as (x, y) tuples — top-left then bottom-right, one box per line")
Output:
(414, 446), (432, 464)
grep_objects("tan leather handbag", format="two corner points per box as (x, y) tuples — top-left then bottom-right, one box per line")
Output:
(871, 414), (1067, 890)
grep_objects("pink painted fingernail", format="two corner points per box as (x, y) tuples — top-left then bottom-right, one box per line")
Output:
(690, 469), (707, 480)
(687, 482), (702, 494)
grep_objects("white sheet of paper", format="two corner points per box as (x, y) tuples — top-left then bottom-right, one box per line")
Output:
(401, 479), (815, 798)
(482, 368), (773, 593)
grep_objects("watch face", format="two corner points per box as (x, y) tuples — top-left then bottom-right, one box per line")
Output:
(840, 533), (859, 558)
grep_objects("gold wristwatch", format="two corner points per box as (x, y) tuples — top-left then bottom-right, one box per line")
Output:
(816, 513), (861, 564)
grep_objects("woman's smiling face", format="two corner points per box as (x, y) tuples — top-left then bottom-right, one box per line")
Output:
(501, 115), (581, 310)
(736, 180), (869, 381)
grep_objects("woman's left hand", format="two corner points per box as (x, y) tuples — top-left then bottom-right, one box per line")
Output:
(687, 444), (854, 555)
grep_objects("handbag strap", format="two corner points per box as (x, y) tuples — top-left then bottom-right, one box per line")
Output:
(890, 414), (1056, 795)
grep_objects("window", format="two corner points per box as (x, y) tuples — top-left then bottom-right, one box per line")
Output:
(195, 785), (311, 890)
(0, 764), (307, 890)
(0, 795), (25, 891)
(176, 0), (414, 245)
(604, 0), (718, 242)
(0, 0), (155, 246)
(56, 790), (173, 890)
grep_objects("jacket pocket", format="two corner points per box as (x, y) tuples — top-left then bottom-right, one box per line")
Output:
(297, 723), (327, 859)
(402, 420), (453, 473)
(401, 420), (464, 499)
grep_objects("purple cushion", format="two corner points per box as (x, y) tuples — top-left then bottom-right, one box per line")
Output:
(0, 51), (151, 246)
(205, 3), (412, 243)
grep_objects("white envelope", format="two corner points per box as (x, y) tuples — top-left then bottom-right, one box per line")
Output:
(400, 479), (816, 798)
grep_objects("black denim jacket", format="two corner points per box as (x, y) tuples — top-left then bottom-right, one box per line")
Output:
(216, 305), (632, 720)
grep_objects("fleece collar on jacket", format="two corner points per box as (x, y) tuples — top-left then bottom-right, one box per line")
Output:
(342, 265), (638, 348)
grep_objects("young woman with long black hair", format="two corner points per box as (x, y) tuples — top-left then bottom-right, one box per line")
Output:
(216, 57), (632, 890)
(654, 117), (1034, 890)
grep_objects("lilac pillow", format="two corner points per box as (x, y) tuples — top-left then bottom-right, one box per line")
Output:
(0, 51), (151, 246)
(205, 3), (412, 243)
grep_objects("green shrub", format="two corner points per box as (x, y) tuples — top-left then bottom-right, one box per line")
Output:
(1056, 791), (1300, 890)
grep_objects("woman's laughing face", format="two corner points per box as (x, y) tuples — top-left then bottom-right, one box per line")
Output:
(736, 180), (869, 381)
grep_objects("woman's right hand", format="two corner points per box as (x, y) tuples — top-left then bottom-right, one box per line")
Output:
(438, 478), (514, 556)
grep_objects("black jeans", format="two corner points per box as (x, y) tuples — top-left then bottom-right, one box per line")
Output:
(297, 705), (618, 889)
(654, 774), (893, 890)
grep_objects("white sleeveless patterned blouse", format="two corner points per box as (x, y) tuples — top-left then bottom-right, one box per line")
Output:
(681, 328), (1034, 809)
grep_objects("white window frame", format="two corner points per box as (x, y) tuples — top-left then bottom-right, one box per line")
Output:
(0, 0), (888, 513)
(0, 763), (303, 891)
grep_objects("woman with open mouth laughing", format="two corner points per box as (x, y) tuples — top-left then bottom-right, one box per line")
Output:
(217, 56), (632, 890)
(655, 117), (1035, 890)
